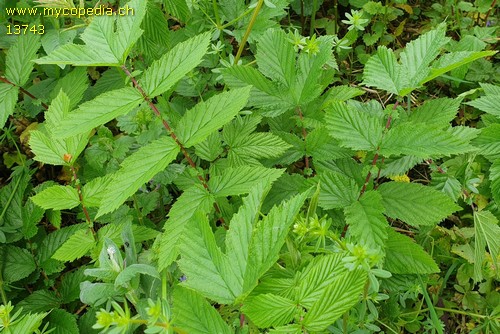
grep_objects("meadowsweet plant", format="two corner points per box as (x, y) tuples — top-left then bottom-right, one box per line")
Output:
(0, 0), (499, 333)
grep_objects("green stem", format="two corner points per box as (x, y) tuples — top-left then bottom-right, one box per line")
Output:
(234, 0), (264, 64)
(419, 275), (444, 334)
(220, 7), (254, 29)
(400, 307), (489, 319)
(212, 0), (221, 27)
(0, 174), (22, 223)
(0, 269), (8, 306)
(132, 194), (143, 225)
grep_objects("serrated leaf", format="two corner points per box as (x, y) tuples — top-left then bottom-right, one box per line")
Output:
(473, 210), (500, 282)
(140, 32), (210, 97)
(243, 294), (297, 328)
(408, 98), (461, 127)
(381, 123), (474, 158)
(362, 46), (406, 95)
(7, 312), (47, 334)
(325, 101), (384, 151)
(6, 33), (40, 86)
(51, 87), (142, 138)
(208, 166), (283, 197)
(378, 182), (460, 226)
(60, 268), (87, 303)
(157, 184), (215, 270)
(400, 23), (450, 89)
(0, 83), (19, 129)
(31, 185), (80, 211)
(176, 87), (251, 147)
(47, 309), (79, 334)
(52, 229), (95, 261)
(318, 171), (359, 210)
(384, 227), (439, 274)
(490, 159), (500, 205)
(82, 175), (113, 207)
(302, 268), (366, 331)
(97, 137), (179, 217)
(0, 245), (36, 283)
(17, 290), (61, 313)
(346, 191), (388, 252)
(230, 132), (291, 160)
(306, 126), (353, 161)
(467, 83), (500, 118)
(472, 124), (500, 161)
(173, 287), (232, 334)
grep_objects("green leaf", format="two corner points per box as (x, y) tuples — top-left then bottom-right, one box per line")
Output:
(243, 294), (297, 328)
(82, 175), (113, 208)
(325, 101), (384, 151)
(408, 98), (461, 128)
(6, 33), (41, 86)
(467, 83), (500, 118)
(140, 32), (210, 97)
(173, 287), (232, 334)
(208, 166), (283, 197)
(230, 132), (291, 161)
(384, 227), (439, 274)
(52, 229), (96, 262)
(473, 210), (500, 282)
(17, 290), (61, 313)
(381, 123), (474, 158)
(318, 171), (360, 210)
(302, 268), (366, 331)
(400, 23), (450, 89)
(47, 309), (79, 334)
(157, 184), (215, 270)
(31, 185), (80, 211)
(35, 0), (146, 66)
(7, 312), (47, 334)
(163, 0), (191, 22)
(97, 137), (179, 217)
(378, 182), (461, 226)
(114, 264), (160, 287)
(51, 87), (143, 138)
(345, 191), (388, 252)
(176, 87), (251, 147)
(0, 245), (36, 283)
(362, 46), (406, 95)
(490, 159), (500, 205)
(80, 281), (119, 307)
(0, 83), (19, 129)
(472, 124), (500, 161)
(256, 29), (296, 88)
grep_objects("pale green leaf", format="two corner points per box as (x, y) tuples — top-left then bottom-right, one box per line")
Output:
(302, 268), (366, 331)
(362, 46), (406, 95)
(325, 101), (384, 151)
(140, 32), (210, 97)
(0, 83), (19, 129)
(6, 33), (40, 86)
(31, 185), (80, 211)
(0, 245), (36, 283)
(82, 175), (113, 207)
(318, 171), (359, 210)
(157, 184), (215, 270)
(80, 281), (119, 306)
(378, 182), (461, 226)
(473, 210), (500, 282)
(29, 130), (67, 166)
(400, 23), (450, 89)
(52, 229), (96, 261)
(208, 166), (283, 197)
(173, 287), (232, 334)
(381, 123), (474, 158)
(51, 87), (142, 138)
(7, 312), (47, 334)
(112, 0), (147, 63)
(384, 227), (439, 274)
(114, 264), (160, 287)
(345, 191), (388, 252)
(97, 137), (179, 217)
(243, 294), (297, 328)
(176, 87), (251, 147)
(256, 29), (296, 88)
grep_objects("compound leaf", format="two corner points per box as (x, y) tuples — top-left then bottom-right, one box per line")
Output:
(31, 185), (80, 211)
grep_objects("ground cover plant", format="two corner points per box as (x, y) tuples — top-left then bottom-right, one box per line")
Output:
(0, 0), (499, 333)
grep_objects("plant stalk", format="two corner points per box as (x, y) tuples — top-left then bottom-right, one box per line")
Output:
(234, 0), (264, 64)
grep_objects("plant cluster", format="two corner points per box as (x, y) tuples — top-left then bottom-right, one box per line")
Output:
(0, 0), (499, 333)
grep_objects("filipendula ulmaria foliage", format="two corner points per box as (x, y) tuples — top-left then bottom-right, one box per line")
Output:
(1, 0), (499, 333)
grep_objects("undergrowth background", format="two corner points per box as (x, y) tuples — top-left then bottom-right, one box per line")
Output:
(0, 0), (499, 333)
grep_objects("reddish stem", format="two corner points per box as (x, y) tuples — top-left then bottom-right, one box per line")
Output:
(0, 76), (49, 110)
(70, 165), (94, 234)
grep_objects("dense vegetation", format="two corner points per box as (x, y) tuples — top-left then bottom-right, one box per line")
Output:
(0, 0), (499, 333)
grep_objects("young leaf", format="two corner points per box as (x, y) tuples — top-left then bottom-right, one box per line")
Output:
(345, 191), (388, 252)
(51, 87), (143, 138)
(31, 185), (80, 211)
(325, 101), (384, 151)
(173, 287), (232, 334)
(52, 229), (96, 262)
(140, 32), (211, 97)
(97, 137), (179, 217)
(5, 33), (41, 86)
(384, 227), (439, 274)
(176, 87), (251, 147)
(378, 182), (461, 226)
(243, 294), (298, 328)
(473, 210), (500, 282)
